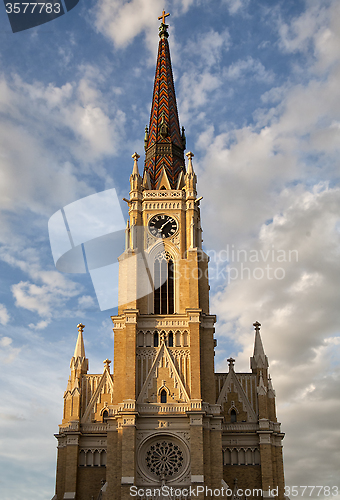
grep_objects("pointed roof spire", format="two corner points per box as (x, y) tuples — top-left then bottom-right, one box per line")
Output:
(74, 323), (85, 358)
(131, 152), (140, 176)
(143, 13), (186, 190)
(186, 151), (195, 175)
(251, 321), (269, 370)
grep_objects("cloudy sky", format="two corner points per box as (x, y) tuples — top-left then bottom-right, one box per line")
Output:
(0, 0), (340, 498)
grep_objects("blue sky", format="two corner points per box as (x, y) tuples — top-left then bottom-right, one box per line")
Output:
(1, 0), (340, 498)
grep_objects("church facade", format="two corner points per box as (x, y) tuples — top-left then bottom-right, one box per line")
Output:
(52, 16), (286, 500)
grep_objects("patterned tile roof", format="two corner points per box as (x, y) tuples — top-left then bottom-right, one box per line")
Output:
(143, 24), (186, 189)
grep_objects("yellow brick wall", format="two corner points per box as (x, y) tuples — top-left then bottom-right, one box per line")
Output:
(77, 467), (106, 500)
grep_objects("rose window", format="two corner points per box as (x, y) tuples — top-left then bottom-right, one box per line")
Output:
(145, 440), (184, 477)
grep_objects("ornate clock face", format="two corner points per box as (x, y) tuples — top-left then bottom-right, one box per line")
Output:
(148, 214), (178, 238)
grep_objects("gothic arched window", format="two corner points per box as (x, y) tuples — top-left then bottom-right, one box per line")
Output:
(154, 251), (174, 314)
(161, 389), (167, 403)
(230, 409), (237, 423)
(154, 331), (159, 347)
(168, 331), (173, 347)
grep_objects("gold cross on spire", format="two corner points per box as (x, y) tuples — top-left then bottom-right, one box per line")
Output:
(158, 9), (170, 24)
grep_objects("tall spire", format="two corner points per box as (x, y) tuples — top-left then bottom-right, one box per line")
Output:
(143, 13), (186, 190)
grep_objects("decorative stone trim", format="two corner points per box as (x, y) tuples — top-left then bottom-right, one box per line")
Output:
(143, 190), (185, 199)
(137, 403), (190, 413)
(223, 423), (259, 431)
(191, 475), (204, 483)
(121, 477), (134, 484)
(79, 449), (107, 467)
(223, 447), (260, 466)
(137, 318), (189, 329)
(257, 432), (272, 444)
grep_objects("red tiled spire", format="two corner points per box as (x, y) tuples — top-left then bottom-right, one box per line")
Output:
(143, 22), (186, 190)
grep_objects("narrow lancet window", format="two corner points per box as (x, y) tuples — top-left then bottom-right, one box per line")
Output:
(154, 251), (174, 314)
(161, 389), (167, 403)
(230, 409), (237, 423)
(154, 331), (159, 347)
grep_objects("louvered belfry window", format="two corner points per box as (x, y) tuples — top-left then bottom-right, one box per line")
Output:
(154, 250), (174, 314)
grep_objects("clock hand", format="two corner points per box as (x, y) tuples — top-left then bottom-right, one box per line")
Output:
(159, 220), (170, 230)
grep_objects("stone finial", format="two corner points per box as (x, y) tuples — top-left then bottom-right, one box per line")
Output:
(103, 359), (111, 371)
(253, 321), (261, 332)
(77, 323), (85, 333)
(131, 152), (140, 174)
(185, 151), (195, 175)
(227, 357), (235, 370)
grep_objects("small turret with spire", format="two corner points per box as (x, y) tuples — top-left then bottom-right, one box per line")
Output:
(130, 152), (142, 191)
(251, 321), (269, 373)
(63, 323), (88, 425)
(70, 323), (88, 378)
(185, 151), (197, 191)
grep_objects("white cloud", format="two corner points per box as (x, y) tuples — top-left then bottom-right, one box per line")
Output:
(0, 304), (10, 325)
(0, 65), (126, 218)
(277, 0), (340, 73)
(77, 295), (96, 309)
(223, 56), (275, 83)
(184, 29), (231, 68)
(0, 336), (21, 364)
(0, 336), (12, 347)
(93, 0), (199, 52)
(179, 71), (221, 117)
(28, 320), (50, 330)
(0, 245), (82, 327)
(11, 278), (79, 321)
(222, 0), (249, 15)
(93, 0), (162, 50)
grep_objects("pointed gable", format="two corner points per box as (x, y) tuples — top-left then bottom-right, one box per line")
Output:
(217, 369), (257, 423)
(81, 365), (114, 423)
(137, 343), (190, 404)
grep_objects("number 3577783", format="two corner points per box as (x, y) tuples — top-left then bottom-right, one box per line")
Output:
(5, 3), (61, 14)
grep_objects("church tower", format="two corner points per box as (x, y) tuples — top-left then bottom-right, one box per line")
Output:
(52, 13), (286, 500)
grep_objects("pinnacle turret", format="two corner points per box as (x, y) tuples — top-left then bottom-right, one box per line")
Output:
(251, 321), (269, 371)
(73, 323), (85, 358)
(130, 152), (142, 191)
(70, 323), (88, 375)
